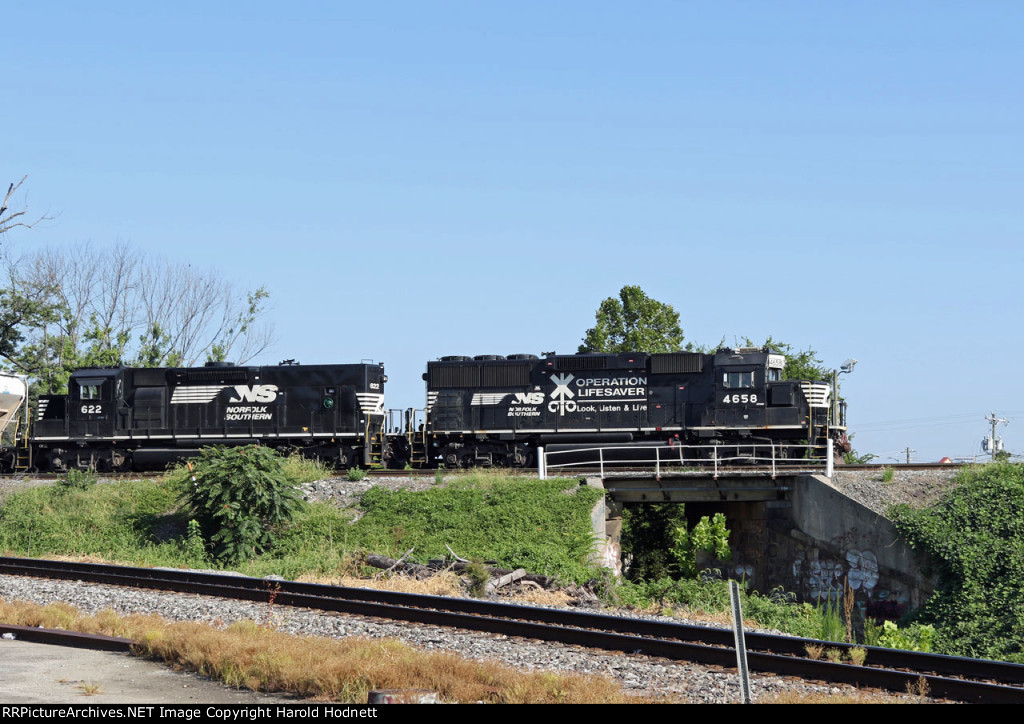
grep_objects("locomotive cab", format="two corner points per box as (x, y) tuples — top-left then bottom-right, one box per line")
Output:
(706, 349), (772, 433)
(68, 368), (122, 439)
(703, 347), (825, 443)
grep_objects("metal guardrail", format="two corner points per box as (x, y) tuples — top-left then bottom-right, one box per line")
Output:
(538, 439), (834, 479)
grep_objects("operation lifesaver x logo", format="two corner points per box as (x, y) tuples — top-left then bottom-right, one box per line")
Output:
(548, 373), (576, 414)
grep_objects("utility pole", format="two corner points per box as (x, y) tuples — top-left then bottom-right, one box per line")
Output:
(984, 413), (1009, 461)
(902, 447), (915, 464)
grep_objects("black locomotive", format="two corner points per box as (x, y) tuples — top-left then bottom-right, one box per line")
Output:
(391, 347), (841, 469)
(2, 346), (843, 473)
(28, 361), (387, 472)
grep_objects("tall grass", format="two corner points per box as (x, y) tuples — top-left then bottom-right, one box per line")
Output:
(614, 577), (861, 639)
(0, 470), (605, 584)
(0, 599), (647, 703)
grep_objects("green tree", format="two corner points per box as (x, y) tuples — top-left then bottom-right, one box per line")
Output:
(579, 286), (684, 353)
(1, 244), (272, 393)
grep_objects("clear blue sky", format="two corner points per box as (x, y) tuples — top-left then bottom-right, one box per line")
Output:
(4, 2), (1022, 462)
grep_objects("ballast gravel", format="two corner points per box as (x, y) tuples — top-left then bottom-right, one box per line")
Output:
(0, 573), (908, 704)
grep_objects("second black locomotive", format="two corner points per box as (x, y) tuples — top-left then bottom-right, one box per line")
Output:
(392, 347), (840, 468)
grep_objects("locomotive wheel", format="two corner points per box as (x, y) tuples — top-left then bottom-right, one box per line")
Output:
(441, 447), (462, 468)
(510, 446), (529, 467)
(47, 451), (67, 473)
(111, 449), (131, 473)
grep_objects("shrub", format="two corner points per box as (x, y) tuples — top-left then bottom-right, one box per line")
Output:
(890, 462), (1024, 661)
(671, 512), (731, 578)
(180, 446), (306, 563)
(874, 621), (935, 653)
(621, 503), (689, 580)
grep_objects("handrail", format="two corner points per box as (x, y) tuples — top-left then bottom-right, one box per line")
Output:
(539, 441), (833, 479)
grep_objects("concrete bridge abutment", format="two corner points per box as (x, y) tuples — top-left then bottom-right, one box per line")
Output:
(589, 472), (932, 618)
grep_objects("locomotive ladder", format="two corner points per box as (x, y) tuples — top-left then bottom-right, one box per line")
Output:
(366, 418), (387, 467)
(11, 415), (32, 471)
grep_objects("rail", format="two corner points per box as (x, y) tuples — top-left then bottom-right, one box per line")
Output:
(538, 439), (834, 479)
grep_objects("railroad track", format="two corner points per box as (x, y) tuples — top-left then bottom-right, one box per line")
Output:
(1, 556), (1021, 703)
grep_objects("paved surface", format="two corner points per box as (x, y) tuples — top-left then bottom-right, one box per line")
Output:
(0, 639), (302, 704)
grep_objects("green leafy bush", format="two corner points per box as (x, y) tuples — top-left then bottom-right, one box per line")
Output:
(890, 463), (1024, 662)
(873, 621), (935, 652)
(671, 512), (731, 578)
(180, 446), (306, 563)
(620, 503), (689, 580)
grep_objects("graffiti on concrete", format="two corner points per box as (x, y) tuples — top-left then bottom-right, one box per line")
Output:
(846, 549), (879, 591)
(733, 563), (754, 581)
(599, 539), (622, 577)
(791, 547), (906, 612)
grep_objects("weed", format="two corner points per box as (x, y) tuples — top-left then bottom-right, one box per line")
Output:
(180, 519), (208, 563)
(815, 596), (846, 643)
(281, 454), (333, 484)
(862, 617), (884, 647)
(842, 577), (854, 643)
(464, 558), (491, 598)
(875, 620), (936, 653)
(848, 647), (867, 666)
(906, 676), (930, 701)
(56, 468), (98, 493)
(77, 681), (103, 696)
(346, 467), (367, 482)
(825, 647), (843, 663)
(881, 466), (895, 483)
(804, 644), (824, 660)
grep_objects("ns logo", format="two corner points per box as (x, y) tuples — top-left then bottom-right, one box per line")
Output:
(229, 384), (279, 403)
(511, 392), (544, 405)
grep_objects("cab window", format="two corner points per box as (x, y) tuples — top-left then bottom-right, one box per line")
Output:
(78, 379), (104, 400)
(723, 371), (754, 389)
